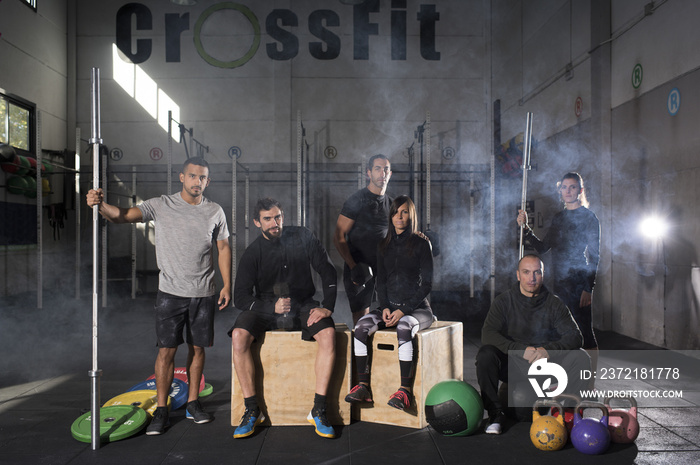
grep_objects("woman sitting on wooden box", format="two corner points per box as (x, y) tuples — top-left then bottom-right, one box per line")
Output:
(344, 195), (435, 411)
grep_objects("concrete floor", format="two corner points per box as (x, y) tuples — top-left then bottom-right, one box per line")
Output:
(1, 290), (699, 465)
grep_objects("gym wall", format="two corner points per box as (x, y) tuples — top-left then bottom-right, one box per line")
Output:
(2, 1), (700, 349)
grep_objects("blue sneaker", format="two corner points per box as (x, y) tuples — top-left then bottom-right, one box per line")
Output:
(307, 408), (336, 439)
(233, 408), (265, 439)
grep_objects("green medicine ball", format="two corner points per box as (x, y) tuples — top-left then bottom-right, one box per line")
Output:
(425, 379), (484, 436)
(24, 176), (37, 198)
(16, 156), (31, 176)
(7, 176), (29, 195)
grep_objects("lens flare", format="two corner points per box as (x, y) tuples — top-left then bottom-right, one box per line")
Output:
(639, 216), (668, 239)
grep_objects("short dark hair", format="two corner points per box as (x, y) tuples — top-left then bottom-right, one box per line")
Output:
(254, 197), (283, 221)
(182, 156), (209, 173)
(367, 154), (390, 172)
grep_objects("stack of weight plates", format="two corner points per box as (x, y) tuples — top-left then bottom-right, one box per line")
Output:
(70, 367), (213, 443)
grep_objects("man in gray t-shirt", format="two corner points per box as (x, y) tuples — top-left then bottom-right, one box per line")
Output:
(86, 157), (231, 435)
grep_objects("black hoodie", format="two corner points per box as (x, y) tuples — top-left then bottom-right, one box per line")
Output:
(376, 229), (433, 315)
(481, 281), (583, 357)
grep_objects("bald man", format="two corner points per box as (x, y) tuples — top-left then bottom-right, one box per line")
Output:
(475, 254), (590, 435)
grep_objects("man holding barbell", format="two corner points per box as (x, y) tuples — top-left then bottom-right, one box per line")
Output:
(86, 156), (231, 436)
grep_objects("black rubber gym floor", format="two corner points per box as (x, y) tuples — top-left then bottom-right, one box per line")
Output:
(1, 292), (698, 464)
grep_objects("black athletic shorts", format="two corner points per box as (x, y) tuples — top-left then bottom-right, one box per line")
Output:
(228, 300), (334, 341)
(154, 291), (216, 348)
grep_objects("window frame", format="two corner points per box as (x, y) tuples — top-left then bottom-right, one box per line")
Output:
(0, 92), (36, 157)
(21, 0), (37, 12)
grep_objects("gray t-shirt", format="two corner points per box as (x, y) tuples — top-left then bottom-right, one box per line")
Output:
(138, 193), (229, 298)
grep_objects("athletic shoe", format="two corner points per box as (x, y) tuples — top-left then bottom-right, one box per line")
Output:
(185, 399), (213, 424)
(307, 408), (336, 439)
(485, 411), (506, 435)
(233, 408), (265, 439)
(146, 407), (170, 435)
(387, 388), (412, 410)
(344, 384), (373, 404)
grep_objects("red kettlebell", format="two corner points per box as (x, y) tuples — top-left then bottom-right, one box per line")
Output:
(571, 401), (611, 455)
(530, 399), (568, 451)
(605, 395), (640, 444)
(551, 393), (581, 433)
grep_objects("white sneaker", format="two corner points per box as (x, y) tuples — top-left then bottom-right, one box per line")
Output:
(485, 412), (505, 435)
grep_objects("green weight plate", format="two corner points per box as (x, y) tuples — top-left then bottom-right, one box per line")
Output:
(71, 405), (148, 443)
(103, 390), (170, 416)
(199, 383), (213, 398)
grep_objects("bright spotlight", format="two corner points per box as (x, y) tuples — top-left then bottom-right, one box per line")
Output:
(639, 216), (668, 239)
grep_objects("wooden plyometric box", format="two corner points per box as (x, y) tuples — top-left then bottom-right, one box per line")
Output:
(231, 324), (352, 426)
(352, 320), (463, 429)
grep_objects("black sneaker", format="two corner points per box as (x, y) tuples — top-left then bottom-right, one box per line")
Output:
(485, 411), (506, 435)
(146, 407), (170, 435)
(344, 384), (373, 404)
(387, 388), (412, 410)
(186, 399), (213, 424)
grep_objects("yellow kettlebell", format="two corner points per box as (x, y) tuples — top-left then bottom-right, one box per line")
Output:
(530, 399), (568, 451)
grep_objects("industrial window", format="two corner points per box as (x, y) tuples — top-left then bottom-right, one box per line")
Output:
(0, 92), (35, 156)
(21, 0), (37, 11)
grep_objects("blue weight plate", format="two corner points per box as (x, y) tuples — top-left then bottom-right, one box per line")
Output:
(127, 377), (188, 410)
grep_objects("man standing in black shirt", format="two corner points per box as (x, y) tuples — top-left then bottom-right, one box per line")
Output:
(230, 198), (337, 439)
(334, 154), (392, 325)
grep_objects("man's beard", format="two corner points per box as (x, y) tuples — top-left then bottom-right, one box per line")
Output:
(263, 226), (282, 241)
